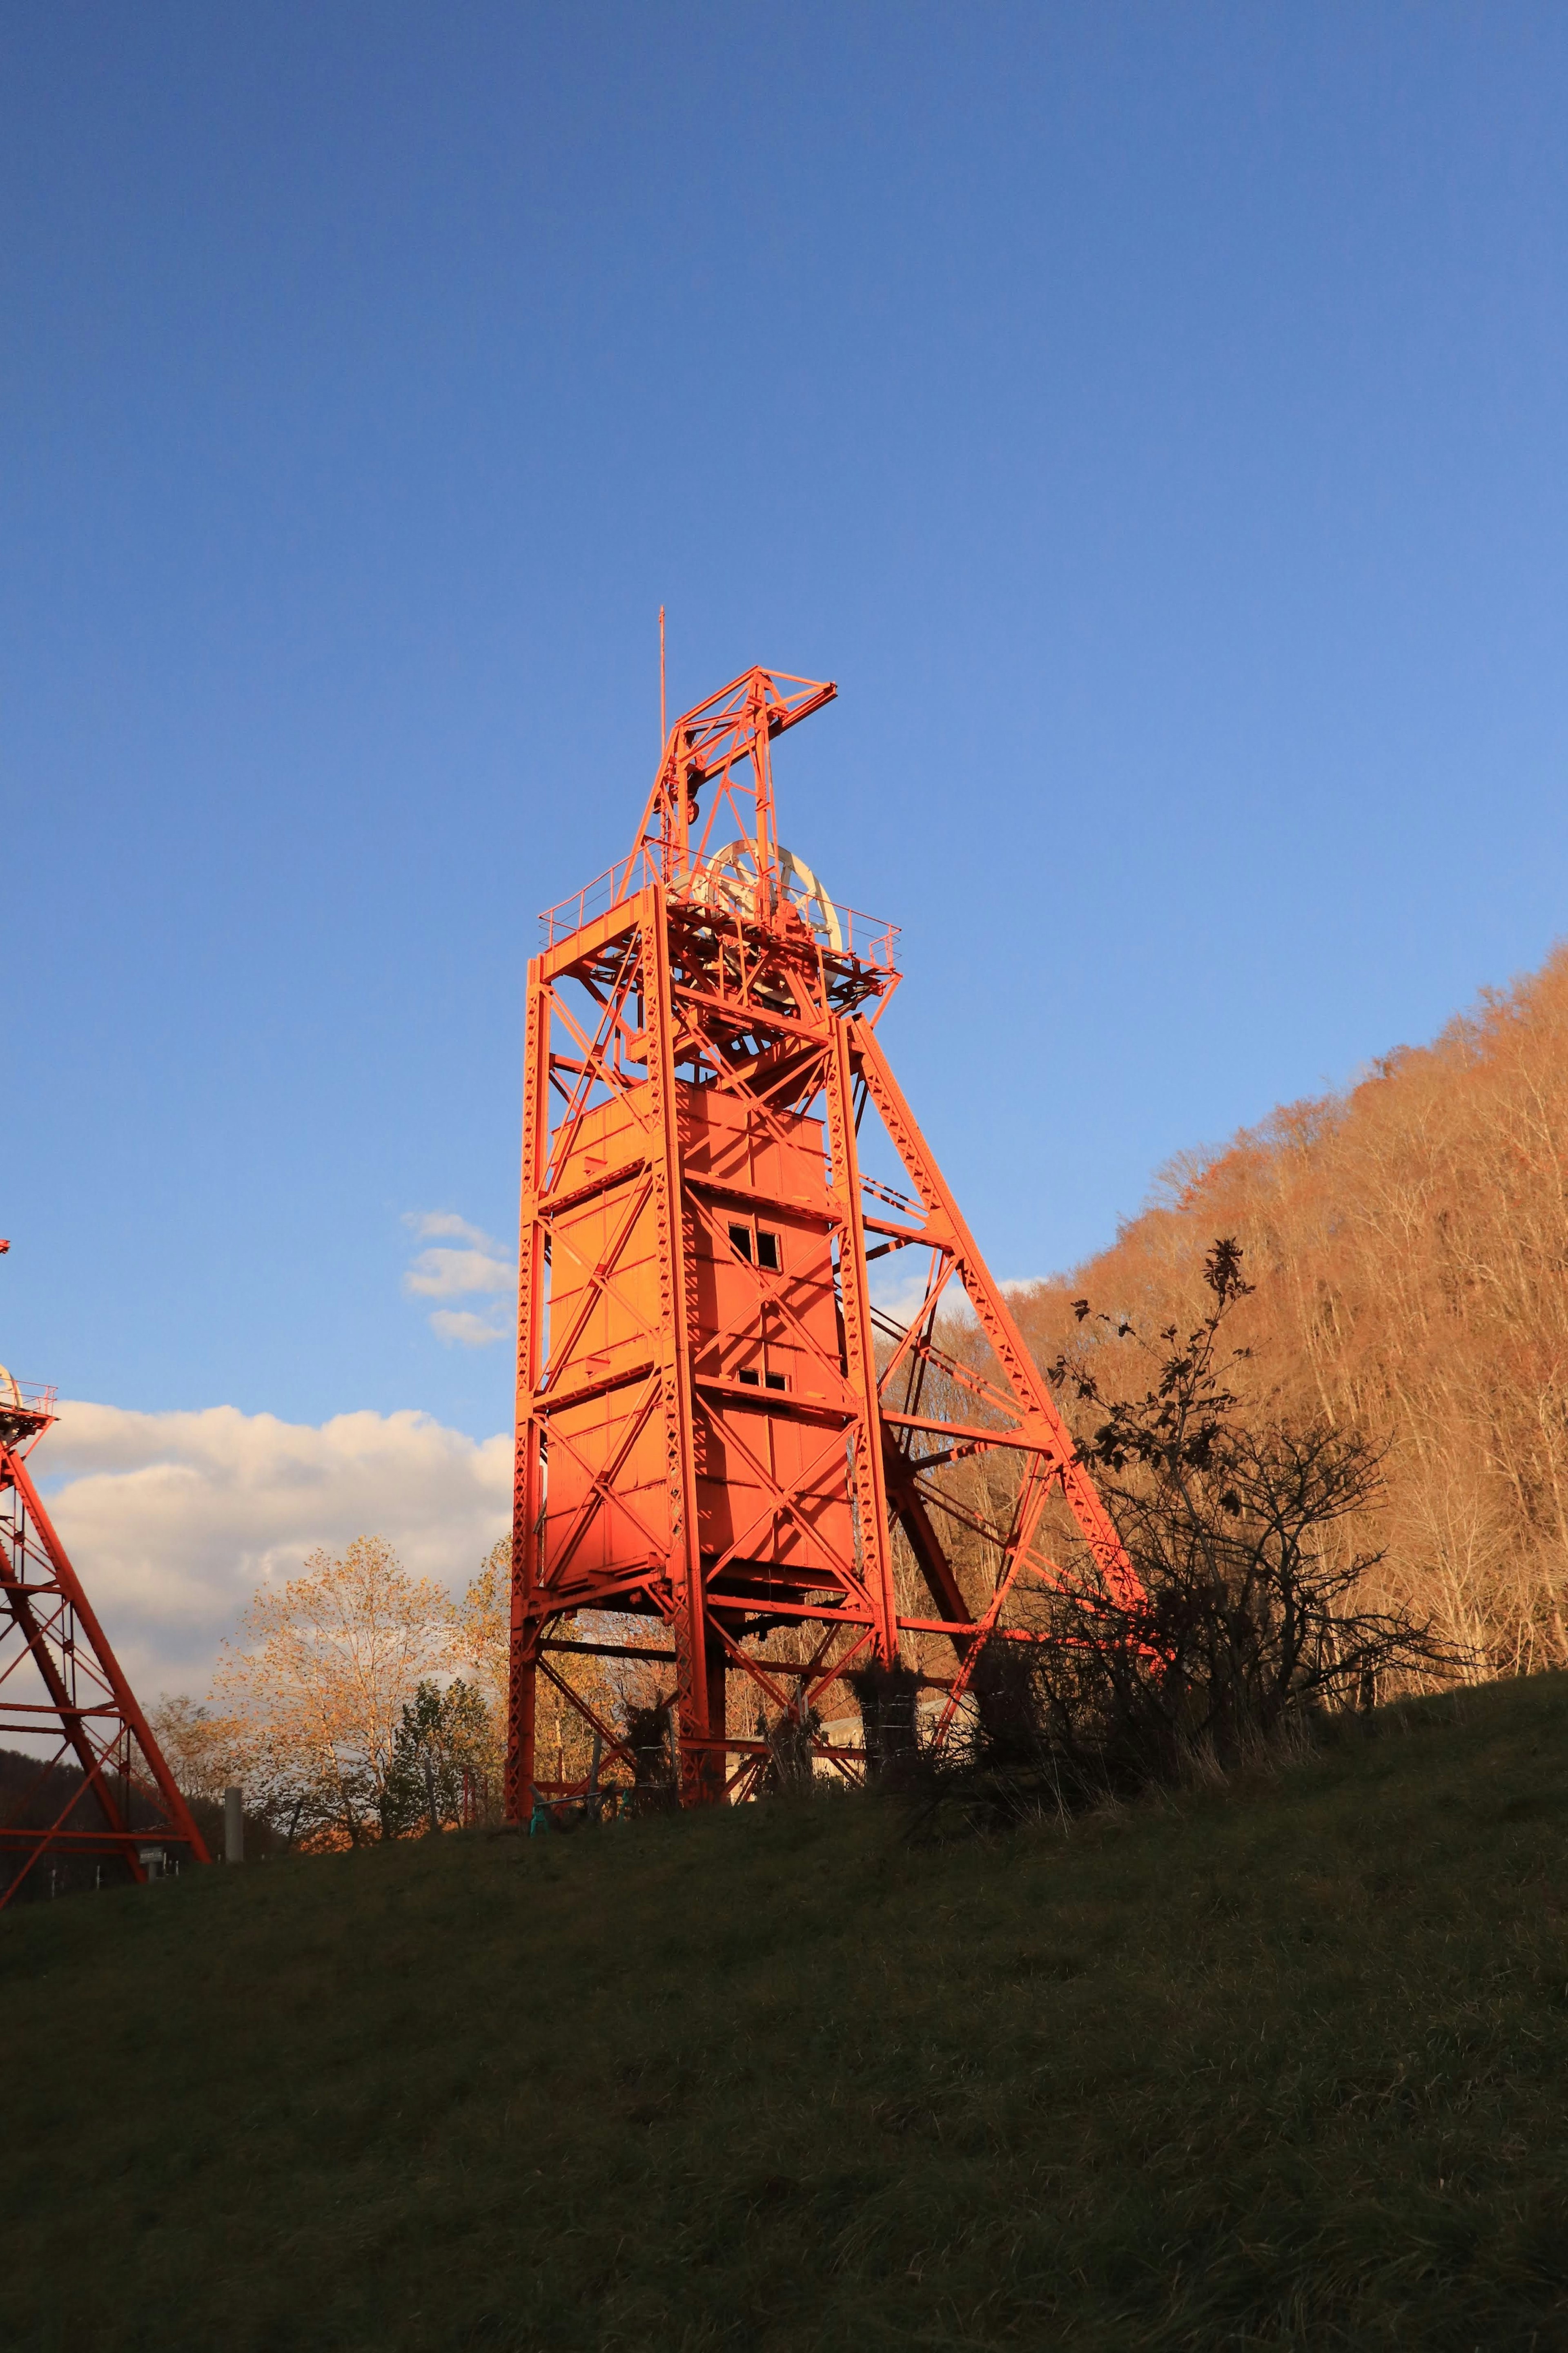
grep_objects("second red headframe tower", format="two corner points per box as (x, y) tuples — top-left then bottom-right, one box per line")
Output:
(506, 667), (1137, 1812)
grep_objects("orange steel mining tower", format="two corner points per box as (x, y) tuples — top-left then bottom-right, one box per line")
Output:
(506, 668), (1138, 1812)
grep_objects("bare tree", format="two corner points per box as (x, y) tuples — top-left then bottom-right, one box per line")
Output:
(951, 1244), (1452, 1815)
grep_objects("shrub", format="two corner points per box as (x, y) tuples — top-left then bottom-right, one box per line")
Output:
(948, 1242), (1455, 1820)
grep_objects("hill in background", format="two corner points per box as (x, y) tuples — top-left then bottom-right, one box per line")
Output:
(1012, 944), (1568, 1682)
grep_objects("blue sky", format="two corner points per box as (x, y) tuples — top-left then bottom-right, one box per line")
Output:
(7, 2), (1568, 1449)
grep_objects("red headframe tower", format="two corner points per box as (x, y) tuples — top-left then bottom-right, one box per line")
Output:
(507, 668), (1138, 1811)
(0, 1327), (209, 1904)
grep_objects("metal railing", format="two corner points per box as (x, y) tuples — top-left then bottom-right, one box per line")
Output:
(539, 858), (900, 977)
(538, 862), (628, 950)
(0, 1377), (57, 1418)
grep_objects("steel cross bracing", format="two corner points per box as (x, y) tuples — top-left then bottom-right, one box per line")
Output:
(507, 665), (1140, 1813)
(0, 1388), (209, 1905)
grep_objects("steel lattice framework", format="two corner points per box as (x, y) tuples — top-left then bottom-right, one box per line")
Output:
(0, 1378), (209, 1904)
(506, 667), (1140, 1811)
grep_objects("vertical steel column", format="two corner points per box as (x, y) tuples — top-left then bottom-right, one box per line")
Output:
(506, 959), (552, 1820)
(640, 886), (721, 1799)
(824, 1020), (899, 1663)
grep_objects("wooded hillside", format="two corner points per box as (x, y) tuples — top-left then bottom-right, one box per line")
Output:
(1011, 944), (1568, 1679)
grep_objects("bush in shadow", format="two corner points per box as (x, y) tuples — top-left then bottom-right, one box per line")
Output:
(847, 1662), (925, 1789)
(622, 1696), (678, 1814)
(762, 1704), (822, 1793)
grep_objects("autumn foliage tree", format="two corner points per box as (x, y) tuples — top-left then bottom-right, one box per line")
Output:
(146, 1694), (249, 1805)
(212, 1536), (452, 1846)
(174, 1533), (672, 1847)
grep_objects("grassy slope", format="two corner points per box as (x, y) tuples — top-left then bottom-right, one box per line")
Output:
(4, 1680), (1568, 2353)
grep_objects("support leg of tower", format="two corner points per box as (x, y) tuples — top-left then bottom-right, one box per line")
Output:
(506, 1630), (538, 1821)
(674, 1610), (728, 1806)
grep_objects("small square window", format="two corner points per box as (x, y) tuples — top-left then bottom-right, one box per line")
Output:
(737, 1367), (760, 1387)
(728, 1223), (753, 1261)
(756, 1229), (781, 1271)
(764, 1372), (786, 1392)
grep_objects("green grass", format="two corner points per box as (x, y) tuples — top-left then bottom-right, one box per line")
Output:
(5, 1678), (1568, 2351)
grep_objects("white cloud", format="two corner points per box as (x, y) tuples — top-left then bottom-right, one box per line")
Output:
(404, 1246), (515, 1300)
(867, 1265), (1043, 1331)
(869, 1258), (958, 1329)
(401, 1210), (516, 1347)
(29, 1401), (511, 1702)
(430, 1309), (511, 1349)
(402, 1210), (502, 1248)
